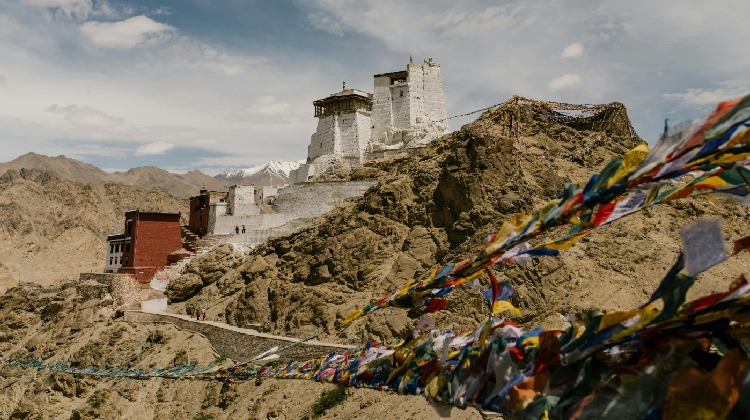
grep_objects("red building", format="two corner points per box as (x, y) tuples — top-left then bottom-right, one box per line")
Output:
(188, 188), (227, 237)
(106, 210), (183, 282)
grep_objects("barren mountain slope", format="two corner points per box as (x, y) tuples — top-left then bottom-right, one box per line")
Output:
(0, 153), (225, 198)
(0, 152), (110, 183)
(0, 283), (483, 419)
(109, 166), (229, 198)
(168, 101), (749, 344)
(0, 169), (187, 292)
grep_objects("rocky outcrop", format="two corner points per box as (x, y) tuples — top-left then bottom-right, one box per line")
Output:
(166, 244), (242, 302)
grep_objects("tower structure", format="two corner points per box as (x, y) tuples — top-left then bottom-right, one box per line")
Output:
(290, 57), (448, 184)
(292, 87), (372, 182)
(370, 57), (448, 151)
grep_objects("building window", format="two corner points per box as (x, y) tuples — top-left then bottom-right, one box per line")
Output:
(109, 244), (114, 253)
(125, 243), (130, 252)
(400, 90), (404, 97)
(110, 257), (113, 265)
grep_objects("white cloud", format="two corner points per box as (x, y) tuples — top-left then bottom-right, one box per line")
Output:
(548, 73), (581, 91)
(662, 89), (743, 105)
(0, 74), (6, 87)
(561, 42), (584, 58)
(194, 138), (218, 145)
(662, 83), (749, 106)
(250, 96), (291, 116)
(307, 12), (345, 36)
(134, 141), (174, 156)
(46, 104), (124, 127)
(226, 96), (291, 122)
(157, 36), (268, 76)
(80, 15), (173, 49)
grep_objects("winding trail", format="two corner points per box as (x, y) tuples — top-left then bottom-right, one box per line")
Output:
(125, 310), (354, 362)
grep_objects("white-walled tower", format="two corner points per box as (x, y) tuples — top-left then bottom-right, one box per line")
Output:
(370, 57), (448, 151)
(291, 86), (373, 183)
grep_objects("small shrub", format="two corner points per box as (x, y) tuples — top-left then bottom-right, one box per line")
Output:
(310, 386), (347, 417)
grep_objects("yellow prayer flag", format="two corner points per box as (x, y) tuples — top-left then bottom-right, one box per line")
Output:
(342, 309), (363, 325)
(492, 300), (521, 316)
(607, 143), (650, 187)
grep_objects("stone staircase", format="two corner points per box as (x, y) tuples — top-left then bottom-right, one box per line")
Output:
(149, 254), (198, 292)
(148, 229), (231, 293)
(181, 226), (200, 252)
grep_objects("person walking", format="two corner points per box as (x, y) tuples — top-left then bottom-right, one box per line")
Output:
(195, 309), (200, 320)
(235, 226), (240, 234)
(241, 225), (246, 233)
(202, 308), (207, 321)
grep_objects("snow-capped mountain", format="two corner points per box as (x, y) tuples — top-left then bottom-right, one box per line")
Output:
(215, 160), (304, 186)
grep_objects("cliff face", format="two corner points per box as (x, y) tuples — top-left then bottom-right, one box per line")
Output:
(171, 99), (747, 344)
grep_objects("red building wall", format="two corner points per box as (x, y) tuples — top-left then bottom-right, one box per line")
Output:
(188, 193), (210, 237)
(119, 211), (182, 282)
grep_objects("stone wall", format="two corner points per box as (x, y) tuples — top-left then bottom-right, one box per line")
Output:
(370, 59), (448, 149)
(207, 202), (228, 235)
(337, 110), (371, 165)
(228, 185), (260, 216)
(206, 179), (375, 245)
(371, 74), (394, 145)
(391, 80), (411, 129)
(254, 186), (279, 205)
(272, 179), (375, 218)
(309, 114), (339, 162)
(289, 163), (315, 184)
(77, 273), (141, 307)
(408, 59), (447, 126)
(124, 311), (352, 361)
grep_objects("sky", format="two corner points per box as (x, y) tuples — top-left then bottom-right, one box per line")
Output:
(0, 0), (748, 175)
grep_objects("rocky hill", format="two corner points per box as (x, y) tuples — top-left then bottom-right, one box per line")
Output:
(0, 98), (748, 419)
(0, 169), (187, 292)
(0, 153), (227, 198)
(167, 100), (750, 345)
(0, 152), (110, 183)
(108, 166), (229, 199)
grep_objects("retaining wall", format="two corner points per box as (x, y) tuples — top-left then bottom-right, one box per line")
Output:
(124, 311), (352, 362)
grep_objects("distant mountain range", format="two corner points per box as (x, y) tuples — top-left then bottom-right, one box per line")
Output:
(0, 153), (303, 198)
(215, 160), (304, 186)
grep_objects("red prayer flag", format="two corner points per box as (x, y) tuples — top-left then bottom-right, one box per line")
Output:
(425, 298), (448, 313)
(592, 201), (616, 226)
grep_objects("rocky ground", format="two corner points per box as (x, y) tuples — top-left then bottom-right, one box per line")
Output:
(1, 100), (749, 419)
